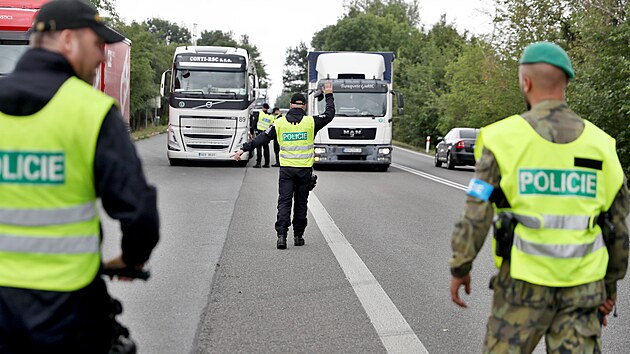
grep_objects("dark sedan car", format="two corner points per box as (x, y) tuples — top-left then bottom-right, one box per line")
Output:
(434, 128), (479, 169)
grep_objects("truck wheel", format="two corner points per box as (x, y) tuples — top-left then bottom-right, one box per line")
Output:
(434, 153), (442, 167)
(446, 153), (455, 170)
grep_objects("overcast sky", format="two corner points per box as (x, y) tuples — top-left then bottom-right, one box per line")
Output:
(114, 0), (494, 105)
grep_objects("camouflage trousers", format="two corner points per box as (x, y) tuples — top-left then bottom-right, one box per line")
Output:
(483, 262), (606, 354)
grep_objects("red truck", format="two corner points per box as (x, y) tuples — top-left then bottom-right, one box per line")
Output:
(0, 0), (131, 124)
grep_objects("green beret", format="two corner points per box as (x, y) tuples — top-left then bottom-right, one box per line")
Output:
(519, 42), (575, 79)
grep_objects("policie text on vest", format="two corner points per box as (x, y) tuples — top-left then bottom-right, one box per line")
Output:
(519, 169), (597, 198)
(0, 151), (65, 184)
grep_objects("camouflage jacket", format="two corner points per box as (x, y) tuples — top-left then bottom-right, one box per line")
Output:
(449, 100), (630, 300)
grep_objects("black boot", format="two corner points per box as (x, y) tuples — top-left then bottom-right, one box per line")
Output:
(294, 235), (304, 246)
(277, 234), (287, 249)
(253, 163), (261, 168)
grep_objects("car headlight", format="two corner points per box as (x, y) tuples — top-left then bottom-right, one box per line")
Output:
(314, 147), (326, 154)
(378, 147), (391, 155)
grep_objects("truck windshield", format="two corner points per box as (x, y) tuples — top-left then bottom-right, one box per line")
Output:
(173, 69), (247, 96)
(0, 41), (29, 75)
(319, 92), (387, 117)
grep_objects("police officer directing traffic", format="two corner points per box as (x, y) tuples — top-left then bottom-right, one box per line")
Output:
(0, 1), (160, 352)
(234, 81), (334, 249)
(449, 42), (629, 353)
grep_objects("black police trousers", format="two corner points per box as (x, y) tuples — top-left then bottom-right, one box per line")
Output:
(0, 277), (114, 354)
(275, 166), (312, 237)
(255, 130), (270, 166)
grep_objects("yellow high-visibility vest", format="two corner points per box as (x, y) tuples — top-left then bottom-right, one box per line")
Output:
(0, 77), (114, 291)
(275, 116), (315, 167)
(257, 111), (274, 131)
(476, 115), (624, 287)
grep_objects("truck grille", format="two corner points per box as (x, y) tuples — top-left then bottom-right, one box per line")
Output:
(328, 128), (377, 140)
(179, 116), (236, 152)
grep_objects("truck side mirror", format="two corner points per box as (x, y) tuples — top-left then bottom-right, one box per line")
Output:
(160, 69), (171, 97)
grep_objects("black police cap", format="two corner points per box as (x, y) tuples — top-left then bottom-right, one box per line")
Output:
(290, 93), (306, 105)
(33, 0), (124, 44)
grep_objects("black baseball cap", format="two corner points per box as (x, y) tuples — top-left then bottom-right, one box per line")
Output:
(290, 93), (306, 105)
(33, 0), (125, 44)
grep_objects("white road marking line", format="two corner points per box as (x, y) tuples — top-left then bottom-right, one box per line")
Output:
(391, 163), (468, 192)
(394, 146), (434, 159)
(309, 194), (430, 354)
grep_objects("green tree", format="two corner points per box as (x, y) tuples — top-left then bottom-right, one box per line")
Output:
(274, 91), (292, 109)
(282, 41), (308, 93)
(437, 40), (522, 132)
(568, 1), (630, 175)
(197, 30), (238, 47)
(89, 0), (119, 20)
(240, 35), (269, 88)
(118, 21), (160, 130)
(144, 18), (191, 45)
(394, 18), (467, 145)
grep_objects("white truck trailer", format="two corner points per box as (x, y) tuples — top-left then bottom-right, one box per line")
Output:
(161, 46), (257, 165)
(307, 52), (403, 171)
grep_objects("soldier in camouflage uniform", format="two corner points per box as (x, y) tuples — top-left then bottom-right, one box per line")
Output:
(449, 41), (630, 353)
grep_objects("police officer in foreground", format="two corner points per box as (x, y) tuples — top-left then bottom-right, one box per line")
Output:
(234, 82), (334, 249)
(450, 42), (629, 353)
(252, 103), (273, 168)
(0, 1), (160, 352)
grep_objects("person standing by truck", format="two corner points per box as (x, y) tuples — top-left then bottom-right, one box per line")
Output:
(233, 82), (335, 249)
(0, 1), (160, 352)
(252, 103), (273, 168)
(271, 106), (282, 167)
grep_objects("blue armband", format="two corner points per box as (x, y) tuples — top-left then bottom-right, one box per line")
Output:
(467, 178), (494, 201)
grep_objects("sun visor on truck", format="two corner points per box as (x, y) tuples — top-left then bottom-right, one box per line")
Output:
(175, 54), (246, 71)
(317, 80), (389, 93)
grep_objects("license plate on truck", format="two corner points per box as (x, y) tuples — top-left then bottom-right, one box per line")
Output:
(343, 147), (362, 153)
(198, 152), (216, 157)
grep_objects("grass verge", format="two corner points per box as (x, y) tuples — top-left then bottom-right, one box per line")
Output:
(131, 125), (167, 141)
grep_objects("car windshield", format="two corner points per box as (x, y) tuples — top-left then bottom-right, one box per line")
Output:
(173, 69), (247, 96)
(318, 92), (387, 117)
(0, 42), (29, 75)
(459, 129), (478, 139)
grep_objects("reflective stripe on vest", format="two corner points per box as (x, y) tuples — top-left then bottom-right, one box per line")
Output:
(509, 213), (595, 230)
(514, 233), (606, 259)
(476, 114), (624, 287)
(0, 233), (100, 254)
(0, 202), (96, 226)
(275, 116), (315, 167)
(0, 77), (114, 291)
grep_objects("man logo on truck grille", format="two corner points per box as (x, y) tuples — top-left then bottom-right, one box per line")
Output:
(0, 151), (65, 185)
(282, 132), (308, 141)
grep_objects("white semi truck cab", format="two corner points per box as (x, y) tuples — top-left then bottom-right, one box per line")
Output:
(307, 52), (403, 171)
(161, 46), (257, 165)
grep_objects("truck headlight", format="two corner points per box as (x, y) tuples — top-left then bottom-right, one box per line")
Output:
(314, 147), (326, 154)
(378, 147), (391, 155)
(168, 127), (181, 150)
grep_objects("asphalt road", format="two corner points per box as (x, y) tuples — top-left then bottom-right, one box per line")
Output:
(101, 137), (629, 353)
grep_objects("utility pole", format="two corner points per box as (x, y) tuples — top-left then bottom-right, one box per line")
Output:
(192, 23), (198, 46)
